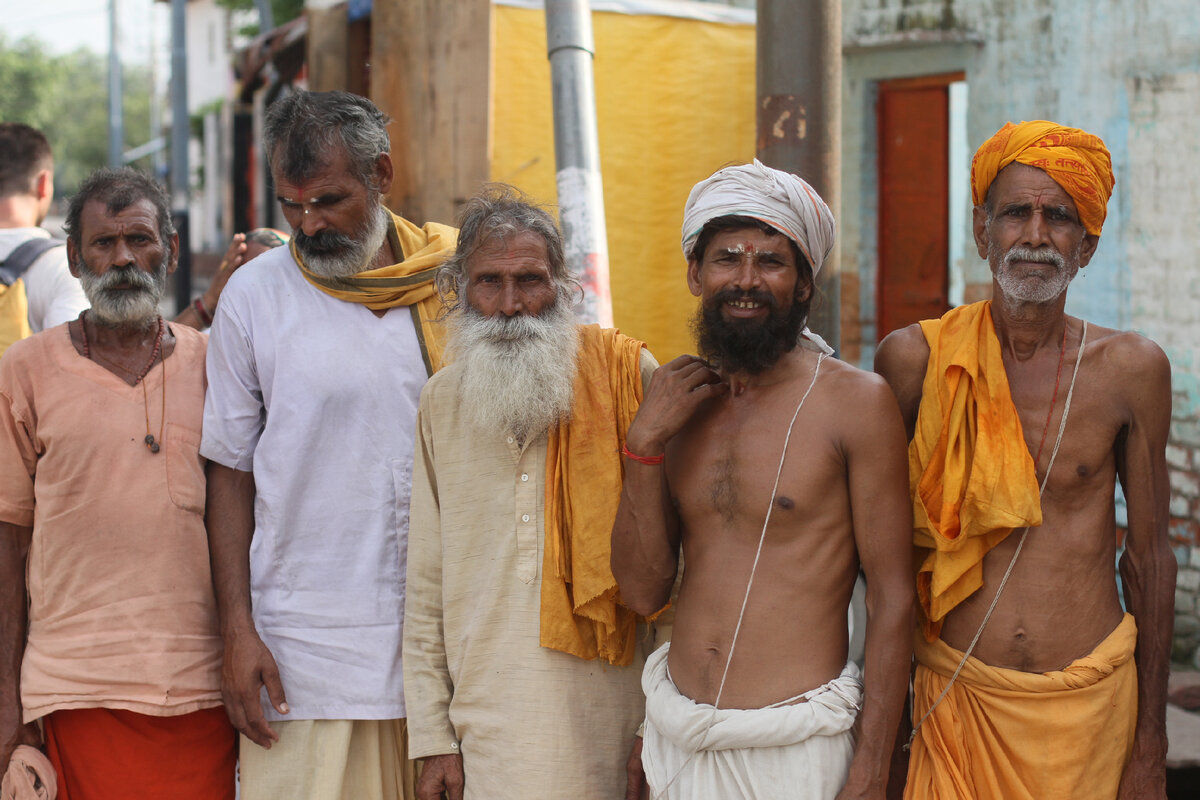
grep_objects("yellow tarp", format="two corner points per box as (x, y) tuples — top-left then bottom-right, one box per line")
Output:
(491, 5), (756, 362)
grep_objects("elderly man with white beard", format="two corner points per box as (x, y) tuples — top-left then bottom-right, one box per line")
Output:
(402, 185), (661, 800)
(0, 167), (234, 798)
(201, 90), (457, 800)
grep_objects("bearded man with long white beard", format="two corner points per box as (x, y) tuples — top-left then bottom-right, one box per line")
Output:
(201, 90), (457, 800)
(403, 186), (661, 800)
(0, 167), (234, 798)
(876, 121), (1174, 799)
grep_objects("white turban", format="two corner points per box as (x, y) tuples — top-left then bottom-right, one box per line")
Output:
(681, 159), (836, 276)
(681, 160), (837, 354)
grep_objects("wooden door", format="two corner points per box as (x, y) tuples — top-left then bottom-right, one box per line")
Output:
(876, 74), (961, 341)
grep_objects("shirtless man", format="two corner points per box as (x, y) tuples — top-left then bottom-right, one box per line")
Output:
(875, 121), (1173, 799)
(612, 161), (913, 800)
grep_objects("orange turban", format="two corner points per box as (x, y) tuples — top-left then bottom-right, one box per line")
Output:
(970, 121), (1115, 235)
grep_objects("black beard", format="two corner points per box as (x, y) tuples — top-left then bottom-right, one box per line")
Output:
(692, 288), (806, 375)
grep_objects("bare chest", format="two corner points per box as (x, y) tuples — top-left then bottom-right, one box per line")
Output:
(667, 404), (848, 537)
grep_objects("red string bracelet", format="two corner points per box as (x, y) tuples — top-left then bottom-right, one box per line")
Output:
(193, 296), (214, 327)
(621, 442), (664, 465)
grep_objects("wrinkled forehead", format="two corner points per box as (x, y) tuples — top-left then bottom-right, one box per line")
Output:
(990, 162), (1078, 210)
(79, 196), (160, 234)
(466, 230), (551, 272)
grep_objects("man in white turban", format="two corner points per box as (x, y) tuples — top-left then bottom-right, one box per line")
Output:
(612, 161), (915, 799)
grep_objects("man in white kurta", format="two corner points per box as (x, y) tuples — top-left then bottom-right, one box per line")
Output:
(403, 187), (660, 799)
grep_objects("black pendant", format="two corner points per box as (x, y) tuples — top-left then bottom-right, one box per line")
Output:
(146, 434), (160, 454)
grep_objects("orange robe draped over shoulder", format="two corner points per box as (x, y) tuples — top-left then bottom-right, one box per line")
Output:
(540, 325), (647, 665)
(910, 300), (1042, 640)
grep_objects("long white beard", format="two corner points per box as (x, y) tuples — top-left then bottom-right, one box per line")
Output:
(298, 201), (389, 280)
(77, 257), (168, 327)
(990, 241), (1081, 304)
(448, 295), (580, 441)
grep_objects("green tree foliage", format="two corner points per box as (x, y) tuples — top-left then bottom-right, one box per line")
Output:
(216, 0), (304, 38)
(0, 33), (155, 199)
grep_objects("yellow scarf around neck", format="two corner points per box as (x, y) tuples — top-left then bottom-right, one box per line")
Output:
(292, 210), (457, 374)
(540, 325), (648, 666)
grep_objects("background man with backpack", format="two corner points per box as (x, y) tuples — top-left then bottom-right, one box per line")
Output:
(0, 123), (88, 355)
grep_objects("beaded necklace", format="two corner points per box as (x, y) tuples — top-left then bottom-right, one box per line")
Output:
(79, 311), (167, 453)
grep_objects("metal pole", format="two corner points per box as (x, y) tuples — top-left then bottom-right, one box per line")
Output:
(108, 0), (123, 168)
(545, 0), (612, 326)
(756, 0), (841, 352)
(170, 0), (191, 313)
(254, 0), (274, 33)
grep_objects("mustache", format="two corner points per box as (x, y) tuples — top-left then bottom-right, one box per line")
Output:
(1003, 246), (1065, 270)
(705, 288), (780, 312)
(86, 263), (159, 293)
(294, 228), (358, 256)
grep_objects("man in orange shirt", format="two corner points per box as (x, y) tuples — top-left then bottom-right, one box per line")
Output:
(0, 168), (233, 799)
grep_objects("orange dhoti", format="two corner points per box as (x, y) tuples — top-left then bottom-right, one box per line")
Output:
(904, 613), (1138, 800)
(42, 706), (235, 800)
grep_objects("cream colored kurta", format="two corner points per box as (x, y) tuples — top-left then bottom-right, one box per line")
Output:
(403, 348), (658, 800)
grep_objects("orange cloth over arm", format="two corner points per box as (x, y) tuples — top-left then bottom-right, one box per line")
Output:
(910, 301), (1042, 640)
(540, 325), (647, 665)
(970, 120), (1114, 236)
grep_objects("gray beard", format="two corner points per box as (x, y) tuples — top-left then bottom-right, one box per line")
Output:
(990, 241), (1081, 304)
(299, 202), (390, 280)
(77, 257), (168, 327)
(448, 294), (580, 441)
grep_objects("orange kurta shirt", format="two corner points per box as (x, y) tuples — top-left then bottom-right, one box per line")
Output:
(0, 324), (222, 721)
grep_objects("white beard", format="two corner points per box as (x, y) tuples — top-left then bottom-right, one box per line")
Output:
(298, 201), (389, 280)
(990, 241), (1081, 304)
(448, 294), (580, 441)
(77, 257), (168, 327)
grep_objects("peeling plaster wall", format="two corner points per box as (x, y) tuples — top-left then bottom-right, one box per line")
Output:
(841, 0), (1200, 654)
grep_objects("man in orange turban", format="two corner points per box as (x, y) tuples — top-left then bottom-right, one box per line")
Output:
(876, 121), (1174, 799)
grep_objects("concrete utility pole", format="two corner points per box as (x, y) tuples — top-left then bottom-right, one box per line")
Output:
(170, 0), (191, 312)
(254, 0), (275, 32)
(108, 0), (123, 168)
(545, 0), (612, 326)
(756, 0), (841, 352)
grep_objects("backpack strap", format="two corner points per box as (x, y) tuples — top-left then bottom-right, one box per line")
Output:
(0, 238), (65, 286)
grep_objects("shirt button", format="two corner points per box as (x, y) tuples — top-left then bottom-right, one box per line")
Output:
(507, 436), (514, 444)
(521, 473), (529, 482)
(522, 514), (530, 523)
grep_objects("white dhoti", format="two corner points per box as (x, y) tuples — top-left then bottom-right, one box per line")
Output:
(641, 643), (862, 800)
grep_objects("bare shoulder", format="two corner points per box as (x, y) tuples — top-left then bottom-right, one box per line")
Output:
(873, 323), (930, 435)
(818, 358), (906, 434)
(874, 323), (930, 383)
(1081, 321), (1171, 390)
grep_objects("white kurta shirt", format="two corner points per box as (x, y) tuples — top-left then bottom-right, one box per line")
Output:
(404, 348), (662, 799)
(201, 245), (429, 720)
